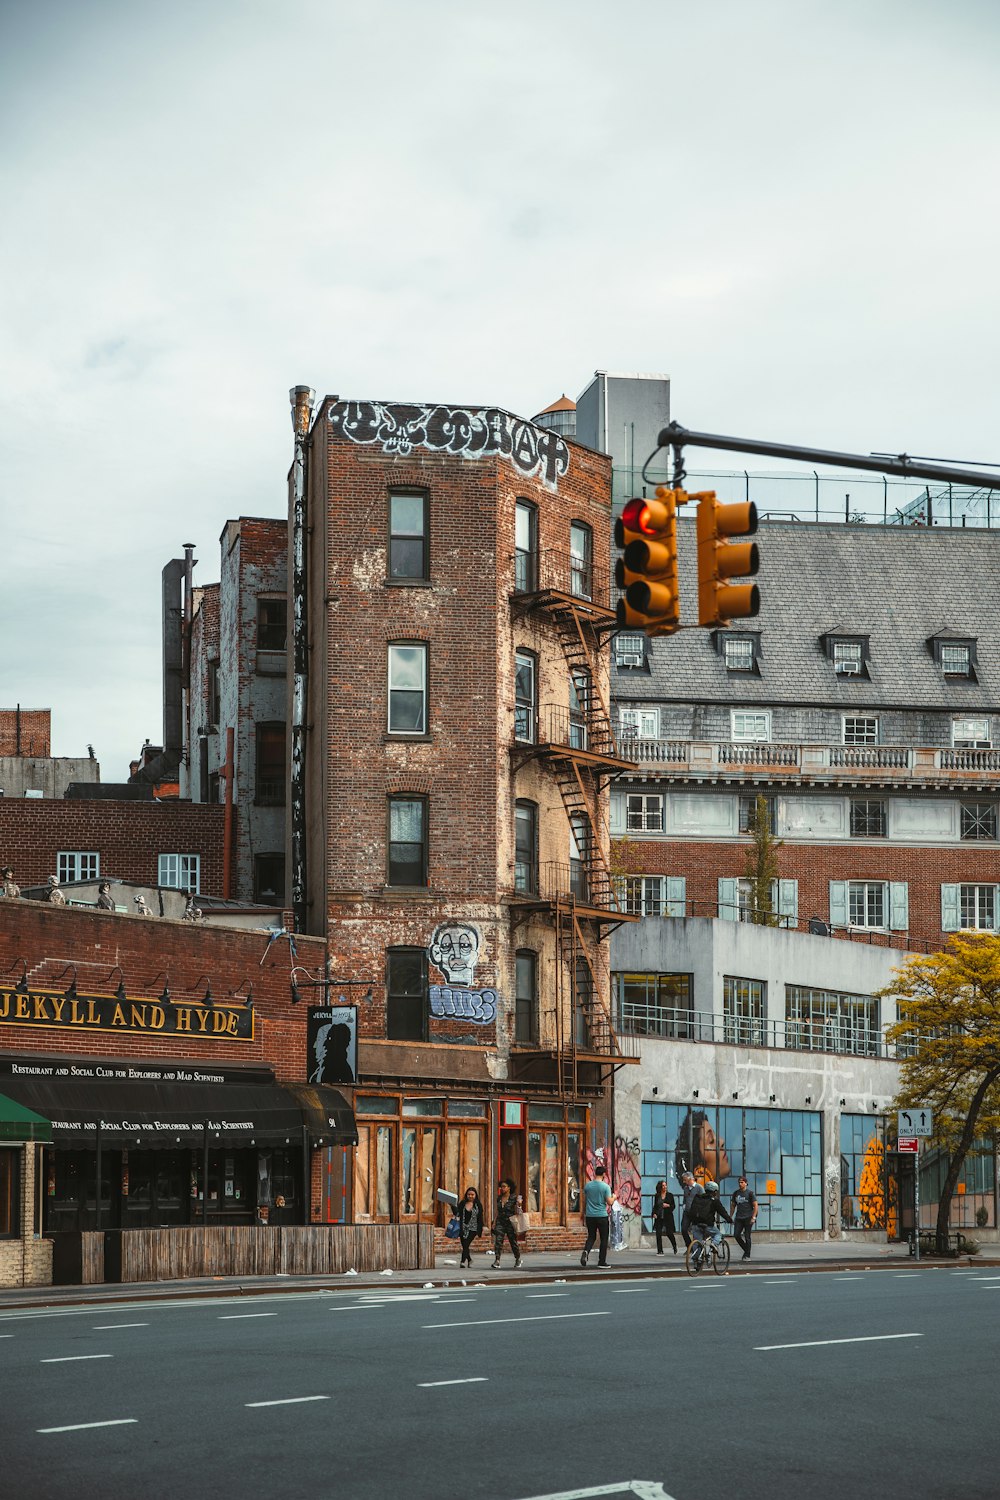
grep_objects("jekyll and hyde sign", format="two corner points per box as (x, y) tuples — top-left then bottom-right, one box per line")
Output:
(0, 987), (253, 1042)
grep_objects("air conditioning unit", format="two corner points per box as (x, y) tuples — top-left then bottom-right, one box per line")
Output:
(837, 662), (861, 675)
(617, 651), (643, 668)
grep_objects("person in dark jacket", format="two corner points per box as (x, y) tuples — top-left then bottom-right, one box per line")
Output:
(492, 1180), (522, 1269)
(651, 1180), (677, 1254)
(688, 1179), (732, 1258)
(457, 1187), (485, 1269)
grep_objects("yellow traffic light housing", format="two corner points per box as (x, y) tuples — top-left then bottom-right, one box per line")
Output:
(614, 487), (681, 636)
(695, 492), (760, 627)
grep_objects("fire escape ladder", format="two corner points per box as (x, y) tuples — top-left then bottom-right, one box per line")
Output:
(570, 911), (619, 1058)
(553, 760), (617, 912)
(551, 605), (619, 761)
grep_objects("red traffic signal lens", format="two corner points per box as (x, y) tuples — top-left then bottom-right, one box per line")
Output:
(620, 497), (654, 535)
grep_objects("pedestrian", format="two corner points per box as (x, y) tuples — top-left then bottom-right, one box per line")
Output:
(730, 1175), (758, 1261)
(45, 875), (66, 906)
(580, 1163), (614, 1268)
(679, 1170), (703, 1248)
(652, 1180), (678, 1254)
(96, 881), (116, 911)
(457, 1186), (485, 1269)
(1, 867), (20, 899)
(492, 1179), (522, 1269)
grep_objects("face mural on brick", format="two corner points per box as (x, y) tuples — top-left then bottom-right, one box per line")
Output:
(328, 400), (571, 491)
(427, 921), (498, 1026)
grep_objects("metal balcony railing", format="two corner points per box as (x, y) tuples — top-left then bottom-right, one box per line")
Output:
(617, 736), (1000, 785)
(612, 1001), (901, 1059)
(512, 549), (611, 611)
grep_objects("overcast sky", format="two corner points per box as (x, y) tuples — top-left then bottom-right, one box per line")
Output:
(2, 0), (999, 780)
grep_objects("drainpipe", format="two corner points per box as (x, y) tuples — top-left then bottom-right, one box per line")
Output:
(222, 727), (234, 900)
(289, 386), (316, 934)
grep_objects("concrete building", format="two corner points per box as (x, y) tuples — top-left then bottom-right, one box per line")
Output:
(292, 391), (639, 1235)
(0, 707), (100, 800)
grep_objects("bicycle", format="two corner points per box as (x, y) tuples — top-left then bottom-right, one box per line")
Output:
(685, 1233), (731, 1276)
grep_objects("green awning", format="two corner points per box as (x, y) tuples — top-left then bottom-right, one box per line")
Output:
(0, 1091), (52, 1142)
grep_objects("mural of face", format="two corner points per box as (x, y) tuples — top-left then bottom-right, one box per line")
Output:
(429, 922), (481, 985)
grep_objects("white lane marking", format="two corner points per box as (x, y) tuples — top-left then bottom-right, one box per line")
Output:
(219, 1313), (277, 1320)
(245, 1396), (330, 1408)
(424, 1312), (610, 1329)
(834, 1276), (865, 1281)
(611, 1288), (648, 1294)
(41, 1354), (114, 1363)
(432, 1299), (469, 1305)
(38, 1419), (137, 1434)
(330, 1305), (389, 1312)
(417, 1377), (489, 1388)
(93, 1323), (150, 1330)
(0, 1334), (12, 1338)
(512, 1483), (676, 1499)
(755, 1333), (923, 1351)
(357, 1293), (442, 1302)
(763, 1278), (797, 1283)
(526, 1293), (569, 1299)
(894, 1275), (921, 1279)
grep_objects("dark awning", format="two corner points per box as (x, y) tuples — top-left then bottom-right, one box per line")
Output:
(0, 1091), (52, 1142)
(0, 1074), (356, 1151)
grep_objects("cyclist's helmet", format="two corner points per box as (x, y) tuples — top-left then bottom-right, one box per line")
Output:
(705, 1180), (719, 1193)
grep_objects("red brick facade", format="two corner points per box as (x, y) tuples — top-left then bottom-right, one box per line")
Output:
(0, 708), (50, 758)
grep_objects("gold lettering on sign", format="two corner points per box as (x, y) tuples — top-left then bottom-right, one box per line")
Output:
(51, 997), (66, 1021)
(174, 1007), (192, 1033)
(110, 1003), (127, 1027)
(193, 1007), (210, 1034)
(130, 1004), (147, 1029)
(0, 994), (8, 1019)
(15, 995), (30, 1020)
(149, 1005), (165, 1030)
(70, 1000), (85, 1025)
(33, 997), (49, 1021)
(87, 1000), (99, 1024)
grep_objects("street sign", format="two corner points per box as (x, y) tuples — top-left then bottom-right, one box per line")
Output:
(897, 1108), (933, 1137)
(897, 1136), (919, 1154)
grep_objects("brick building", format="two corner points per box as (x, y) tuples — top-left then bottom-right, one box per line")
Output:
(291, 393), (639, 1236)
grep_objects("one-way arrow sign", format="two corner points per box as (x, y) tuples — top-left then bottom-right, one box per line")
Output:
(897, 1108), (933, 1137)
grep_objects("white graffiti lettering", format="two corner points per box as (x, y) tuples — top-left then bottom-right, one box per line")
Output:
(428, 985), (498, 1024)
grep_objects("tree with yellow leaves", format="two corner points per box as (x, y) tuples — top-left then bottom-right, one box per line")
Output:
(882, 932), (1000, 1254)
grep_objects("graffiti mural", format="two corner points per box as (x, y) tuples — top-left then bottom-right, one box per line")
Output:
(428, 985), (498, 1025)
(328, 400), (571, 491)
(429, 922), (481, 986)
(613, 1134), (643, 1220)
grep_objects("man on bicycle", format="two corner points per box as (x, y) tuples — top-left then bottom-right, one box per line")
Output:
(687, 1180), (732, 1257)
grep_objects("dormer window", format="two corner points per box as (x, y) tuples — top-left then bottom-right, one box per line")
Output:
(928, 633), (977, 681)
(615, 633), (647, 669)
(821, 633), (869, 678)
(713, 630), (760, 674)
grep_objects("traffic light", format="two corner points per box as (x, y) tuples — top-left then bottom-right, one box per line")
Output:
(613, 487), (681, 636)
(695, 491), (760, 627)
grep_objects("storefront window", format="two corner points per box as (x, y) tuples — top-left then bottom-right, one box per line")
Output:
(640, 1102), (823, 1232)
(0, 1150), (19, 1237)
(839, 1115), (995, 1234)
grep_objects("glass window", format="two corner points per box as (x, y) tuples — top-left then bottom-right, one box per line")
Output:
(514, 800), (538, 895)
(256, 598), (287, 651)
(961, 802), (997, 841)
(723, 977), (767, 1046)
(619, 708), (659, 741)
(0, 1149), (19, 1237)
(388, 797), (427, 887)
(843, 716), (879, 745)
(626, 793), (663, 832)
(569, 521), (593, 600)
(847, 881), (885, 928)
(833, 641), (863, 675)
(569, 816), (590, 901)
(739, 795), (775, 834)
(386, 949), (427, 1041)
(158, 853), (200, 893)
(402, 1098), (443, 1116)
(953, 716), (991, 748)
(514, 651), (536, 743)
(253, 853), (284, 906)
(255, 722), (286, 805)
(850, 799), (887, 836)
(731, 711), (770, 742)
(388, 644), (427, 735)
(617, 876), (665, 917)
(58, 852), (99, 884)
(724, 637), (755, 672)
(569, 668), (590, 751)
(208, 660), (220, 726)
(613, 973), (693, 1039)
(515, 950), (538, 1044)
(615, 634), (645, 668)
(960, 884), (996, 929)
(388, 491), (429, 581)
(941, 644), (971, 677)
(514, 501), (538, 593)
(786, 986), (880, 1056)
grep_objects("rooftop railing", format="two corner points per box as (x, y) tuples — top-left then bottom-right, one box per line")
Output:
(619, 737), (1000, 785)
(613, 1001), (902, 1060)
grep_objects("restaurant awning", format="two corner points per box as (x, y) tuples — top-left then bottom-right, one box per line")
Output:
(0, 1073), (356, 1150)
(0, 1091), (52, 1143)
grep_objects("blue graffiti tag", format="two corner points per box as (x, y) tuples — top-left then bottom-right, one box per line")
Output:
(429, 986), (498, 1024)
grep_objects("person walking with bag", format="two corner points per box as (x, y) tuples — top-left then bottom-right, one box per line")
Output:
(652, 1180), (678, 1255)
(580, 1164), (614, 1268)
(730, 1176), (758, 1261)
(492, 1180), (522, 1270)
(457, 1187), (485, 1269)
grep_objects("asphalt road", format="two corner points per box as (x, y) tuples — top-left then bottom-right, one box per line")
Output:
(1, 1267), (997, 1500)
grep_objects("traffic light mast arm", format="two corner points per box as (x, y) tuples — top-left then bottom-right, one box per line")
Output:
(657, 423), (1000, 492)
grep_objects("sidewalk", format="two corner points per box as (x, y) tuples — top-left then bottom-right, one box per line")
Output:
(0, 1236), (992, 1311)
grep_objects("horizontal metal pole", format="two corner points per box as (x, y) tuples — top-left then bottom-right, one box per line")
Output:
(659, 421), (1000, 492)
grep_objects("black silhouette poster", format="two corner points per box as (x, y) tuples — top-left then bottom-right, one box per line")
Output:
(307, 1005), (357, 1085)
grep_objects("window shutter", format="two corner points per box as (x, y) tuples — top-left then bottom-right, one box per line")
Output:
(889, 882), (909, 931)
(777, 879), (798, 926)
(666, 876), (686, 918)
(940, 884), (960, 932)
(610, 792), (624, 835)
(718, 877), (739, 920)
(829, 881), (848, 928)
